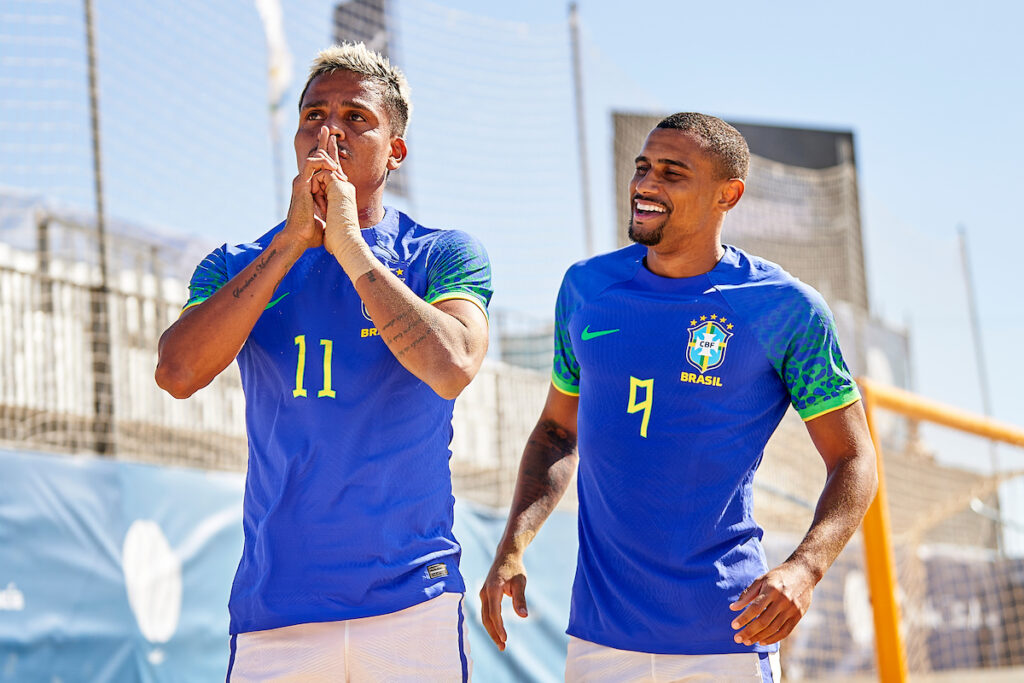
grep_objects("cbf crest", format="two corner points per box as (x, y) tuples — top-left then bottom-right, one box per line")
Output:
(686, 315), (733, 374)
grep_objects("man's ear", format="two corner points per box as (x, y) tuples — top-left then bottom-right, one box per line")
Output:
(719, 178), (745, 212)
(387, 137), (408, 171)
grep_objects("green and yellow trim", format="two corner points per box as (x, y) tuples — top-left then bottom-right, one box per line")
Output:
(551, 373), (580, 397)
(179, 298), (208, 317)
(426, 292), (489, 321)
(798, 389), (861, 422)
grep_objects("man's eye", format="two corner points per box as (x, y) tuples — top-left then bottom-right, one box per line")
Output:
(306, 111), (324, 121)
(349, 113), (366, 122)
(635, 166), (648, 175)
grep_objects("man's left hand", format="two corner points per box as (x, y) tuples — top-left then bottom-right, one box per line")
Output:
(729, 560), (817, 646)
(317, 132), (362, 264)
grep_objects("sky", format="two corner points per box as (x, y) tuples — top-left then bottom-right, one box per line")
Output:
(420, 0), (1024, 475)
(509, 0), (1024, 428)
(1, 0), (1021, 479)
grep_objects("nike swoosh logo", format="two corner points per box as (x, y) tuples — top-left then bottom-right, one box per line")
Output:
(581, 325), (620, 341)
(264, 292), (290, 310)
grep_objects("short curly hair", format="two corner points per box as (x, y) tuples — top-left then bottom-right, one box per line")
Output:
(656, 113), (749, 180)
(298, 42), (411, 137)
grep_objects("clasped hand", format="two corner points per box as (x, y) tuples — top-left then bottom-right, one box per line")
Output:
(284, 125), (360, 257)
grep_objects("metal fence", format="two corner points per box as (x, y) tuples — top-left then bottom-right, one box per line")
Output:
(4, 207), (1023, 681)
(0, 208), (247, 468)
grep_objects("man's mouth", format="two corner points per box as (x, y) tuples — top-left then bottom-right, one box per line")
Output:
(308, 147), (350, 160)
(633, 200), (667, 220)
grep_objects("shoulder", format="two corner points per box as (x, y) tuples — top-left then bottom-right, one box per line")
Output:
(196, 222), (285, 274)
(426, 226), (489, 258)
(713, 245), (829, 318)
(226, 222), (285, 259)
(561, 243), (645, 298)
(386, 209), (489, 262)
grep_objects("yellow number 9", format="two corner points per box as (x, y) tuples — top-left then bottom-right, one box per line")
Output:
(627, 376), (653, 438)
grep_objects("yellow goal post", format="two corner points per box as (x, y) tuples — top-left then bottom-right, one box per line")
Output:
(857, 377), (1024, 683)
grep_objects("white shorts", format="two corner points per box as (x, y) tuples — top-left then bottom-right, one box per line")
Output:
(565, 636), (781, 682)
(227, 592), (471, 682)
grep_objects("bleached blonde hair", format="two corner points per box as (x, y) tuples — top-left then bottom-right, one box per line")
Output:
(298, 42), (411, 137)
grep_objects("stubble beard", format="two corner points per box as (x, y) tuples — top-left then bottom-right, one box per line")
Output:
(628, 218), (663, 246)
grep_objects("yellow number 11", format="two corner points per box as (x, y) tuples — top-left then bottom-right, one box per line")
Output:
(293, 335), (336, 399)
(627, 376), (653, 438)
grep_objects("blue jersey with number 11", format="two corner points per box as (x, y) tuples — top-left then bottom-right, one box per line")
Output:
(552, 243), (859, 655)
(184, 207), (492, 635)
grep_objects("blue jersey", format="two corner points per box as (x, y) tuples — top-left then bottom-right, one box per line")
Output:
(184, 208), (492, 634)
(552, 244), (859, 655)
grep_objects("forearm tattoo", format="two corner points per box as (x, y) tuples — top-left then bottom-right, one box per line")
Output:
(232, 249), (278, 299)
(519, 419), (578, 504)
(379, 309), (430, 359)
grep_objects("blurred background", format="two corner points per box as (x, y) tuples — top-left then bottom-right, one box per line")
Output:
(1, 0), (1023, 680)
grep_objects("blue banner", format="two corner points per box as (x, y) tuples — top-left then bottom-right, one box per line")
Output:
(0, 449), (577, 682)
(5, 448), (1023, 680)
(0, 449), (243, 681)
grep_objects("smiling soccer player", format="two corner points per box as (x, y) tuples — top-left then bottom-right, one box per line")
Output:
(480, 113), (877, 682)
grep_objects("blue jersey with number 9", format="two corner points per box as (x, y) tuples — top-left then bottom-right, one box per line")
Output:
(552, 243), (859, 655)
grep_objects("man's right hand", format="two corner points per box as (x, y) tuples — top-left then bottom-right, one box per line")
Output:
(478, 390), (580, 652)
(281, 125), (344, 251)
(479, 550), (529, 651)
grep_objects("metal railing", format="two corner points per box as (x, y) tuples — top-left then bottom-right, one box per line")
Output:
(0, 259), (247, 468)
(858, 377), (1024, 682)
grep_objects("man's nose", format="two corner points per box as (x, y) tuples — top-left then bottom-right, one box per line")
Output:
(634, 173), (658, 195)
(323, 115), (346, 139)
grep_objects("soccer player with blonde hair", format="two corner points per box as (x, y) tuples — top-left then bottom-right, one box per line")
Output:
(157, 43), (489, 680)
